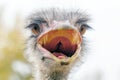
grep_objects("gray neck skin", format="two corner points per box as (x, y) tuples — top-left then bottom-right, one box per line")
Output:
(48, 71), (68, 80)
(34, 65), (70, 80)
(39, 69), (69, 80)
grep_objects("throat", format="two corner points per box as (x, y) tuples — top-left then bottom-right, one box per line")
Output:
(48, 70), (68, 80)
(39, 66), (70, 80)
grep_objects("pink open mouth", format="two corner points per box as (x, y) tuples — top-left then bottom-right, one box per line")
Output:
(37, 29), (82, 59)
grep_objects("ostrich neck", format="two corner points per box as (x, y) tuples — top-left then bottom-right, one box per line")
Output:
(41, 69), (69, 80)
(35, 66), (70, 80)
(48, 71), (68, 80)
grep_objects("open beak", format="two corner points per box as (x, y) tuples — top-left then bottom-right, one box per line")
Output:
(37, 28), (82, 65)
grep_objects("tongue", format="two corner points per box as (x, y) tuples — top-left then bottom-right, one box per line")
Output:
(53, 52), (66, 59)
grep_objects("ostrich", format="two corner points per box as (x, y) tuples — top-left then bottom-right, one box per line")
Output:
(25, 8), (91, 80)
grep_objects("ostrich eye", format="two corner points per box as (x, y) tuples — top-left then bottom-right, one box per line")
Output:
(30, 23), (40, 35)
(79, 24), (91, 35)
(80, 24), (86, 35)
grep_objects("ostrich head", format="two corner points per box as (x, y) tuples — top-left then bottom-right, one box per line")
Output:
(25, 9), (91, 80)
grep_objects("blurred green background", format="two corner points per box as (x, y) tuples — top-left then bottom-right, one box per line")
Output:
(0, 7), (32, 80)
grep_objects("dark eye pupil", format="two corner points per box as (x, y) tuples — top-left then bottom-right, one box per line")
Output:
(80, 27), (84, 31)
(33, 24), (39, 31)
(34, 25), (38, 30)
